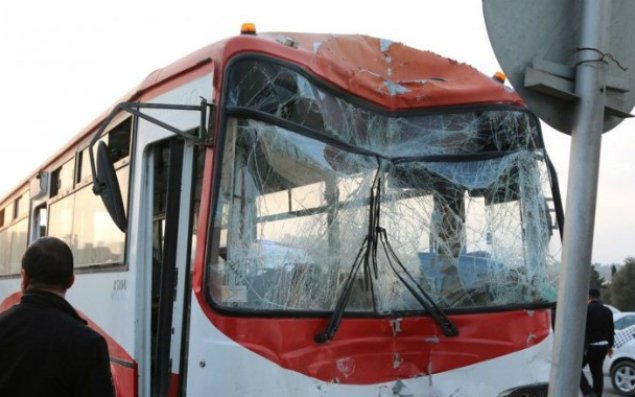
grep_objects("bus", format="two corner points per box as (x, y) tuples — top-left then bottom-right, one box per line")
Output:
(0, 25), (564, 397)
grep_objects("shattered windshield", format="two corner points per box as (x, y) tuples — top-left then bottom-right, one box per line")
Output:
(207, 58), (561, 313)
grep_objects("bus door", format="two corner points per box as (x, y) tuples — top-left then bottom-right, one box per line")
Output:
(148, 137), (197, 397)
(128, 131), (200, 397)
(90, 73), (212, 397)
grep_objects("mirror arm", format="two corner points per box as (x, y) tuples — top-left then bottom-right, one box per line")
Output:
(88, 103), (125, 195)
(88, 99), (215, 196)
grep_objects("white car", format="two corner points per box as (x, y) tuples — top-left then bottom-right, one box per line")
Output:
(614, 312), (635, 331)
(604, 324), (635, 396)
(607, 304), (622, 314)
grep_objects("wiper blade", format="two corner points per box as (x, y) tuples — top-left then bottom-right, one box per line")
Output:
(315, 166), (382, 344)
(378, 228), (458, 337)
(314, 236), (375, 344)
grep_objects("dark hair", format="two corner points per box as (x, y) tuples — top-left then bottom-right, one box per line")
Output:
(589, 288), (601, 299)
(21, 237), (74, 289)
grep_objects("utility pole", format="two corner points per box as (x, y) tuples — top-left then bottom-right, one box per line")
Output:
(484, 0), (635, 395)
(548, 2), (610, 396)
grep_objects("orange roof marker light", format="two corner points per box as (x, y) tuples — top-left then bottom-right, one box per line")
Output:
(493, 71), (506, 83)
(241, 23), (257, 35)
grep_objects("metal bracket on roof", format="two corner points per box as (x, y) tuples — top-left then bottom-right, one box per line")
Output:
(524, 58), (634, 119)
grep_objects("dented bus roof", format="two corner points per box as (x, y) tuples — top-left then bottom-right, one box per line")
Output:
(140, 32), (523, 110)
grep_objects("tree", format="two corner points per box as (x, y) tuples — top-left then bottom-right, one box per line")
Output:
(589, 264), (610, 303)
(601, 284), (612, 305)
(589, 264), (605, 290)
(610, 257), (635, 311)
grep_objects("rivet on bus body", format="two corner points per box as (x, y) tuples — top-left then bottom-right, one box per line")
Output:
(425, 335), (440, 344)
(393, 352), (402, 369)
(199, 360), (206, 368)
(390, 318), (402, 336)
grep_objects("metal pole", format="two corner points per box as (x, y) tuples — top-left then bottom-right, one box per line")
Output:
(548, 1), (610, 397)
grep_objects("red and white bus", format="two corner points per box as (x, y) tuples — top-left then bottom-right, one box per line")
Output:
(0, 26), (564, 397)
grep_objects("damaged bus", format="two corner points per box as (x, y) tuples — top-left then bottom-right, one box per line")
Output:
(0, 25), (563, 396)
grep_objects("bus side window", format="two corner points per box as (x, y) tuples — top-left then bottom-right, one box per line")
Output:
(51, 159), (75, 197)
(34, 205), (47, 240)
(108, 118), (132, 163)
(13, 197), (21, 220)
(76, 148), (92, 184)
(45, 117), (131, 271)
(0, 192), (29, 276)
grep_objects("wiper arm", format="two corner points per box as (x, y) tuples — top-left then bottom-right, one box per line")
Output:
(315, 163), (459, 344)
(372, 163), (457, 337)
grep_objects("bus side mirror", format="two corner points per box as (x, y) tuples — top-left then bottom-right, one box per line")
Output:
(96, 141), (127, 232)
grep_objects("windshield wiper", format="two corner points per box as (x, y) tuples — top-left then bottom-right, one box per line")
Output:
(315, 165), (381, 344)
(377, 227), (458, 337)
(313, 235), (375, 344)
(315, 163), (458, 344)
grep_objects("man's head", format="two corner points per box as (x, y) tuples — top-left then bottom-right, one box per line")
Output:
(21, 237), (74, 293)
(589, 288), (601, 301)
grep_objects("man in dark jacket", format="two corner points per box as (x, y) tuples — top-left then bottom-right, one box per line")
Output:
(0, 237), (115, 397)
(580, 288), (615, 397)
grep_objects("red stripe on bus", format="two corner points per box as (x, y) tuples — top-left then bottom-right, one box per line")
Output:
(78, 311), (138, 397)
(193, 292), (550, 384)
(0, 291), (21, 311)
(81, 314), (135, 365)
(111, 361), (138, 397)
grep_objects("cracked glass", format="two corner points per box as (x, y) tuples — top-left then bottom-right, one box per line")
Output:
(207, 58), (561, 313)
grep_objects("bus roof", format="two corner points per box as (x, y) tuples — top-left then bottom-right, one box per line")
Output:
(208, 32), (523, 110)
(2, 31), (525, 203)
(107, 31), (525, 130)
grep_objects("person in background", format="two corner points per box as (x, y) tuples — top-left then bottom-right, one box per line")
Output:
(580, 287), (614, 397)
(0, 237), (115, 397)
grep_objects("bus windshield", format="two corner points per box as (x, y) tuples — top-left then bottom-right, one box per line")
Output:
(207, 58), (561, 313)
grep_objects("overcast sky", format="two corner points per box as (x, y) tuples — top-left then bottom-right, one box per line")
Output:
(1, 0), (633, 264)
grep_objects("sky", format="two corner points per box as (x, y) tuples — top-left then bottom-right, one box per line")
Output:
(0, 0), (633, 265)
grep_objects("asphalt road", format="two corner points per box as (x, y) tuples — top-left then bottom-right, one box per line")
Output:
(603, 386), (622, 396)
(578, 375), (621, 397)
(603, 377), (622, 397)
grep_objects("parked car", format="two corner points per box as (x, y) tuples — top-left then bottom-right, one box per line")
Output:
(607, 304), (621, 314)
(614, 312), (635, 331)
(604, 324), (635, 396)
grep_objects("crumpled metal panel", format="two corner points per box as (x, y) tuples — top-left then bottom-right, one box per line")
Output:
(260, 32), (523, 110)
(140, 32), (522, 112)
